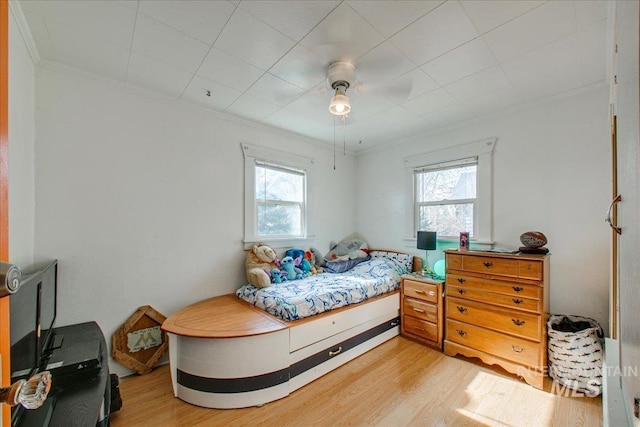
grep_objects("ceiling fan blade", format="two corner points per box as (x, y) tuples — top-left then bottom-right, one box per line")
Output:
(352, 78), (413, 102)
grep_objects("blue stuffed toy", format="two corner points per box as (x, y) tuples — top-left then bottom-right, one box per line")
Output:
(270, 268), (286, 284)
(285, 248), (312, 277)
(280, 256), (304, 280)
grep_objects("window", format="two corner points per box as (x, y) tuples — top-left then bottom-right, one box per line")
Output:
(404, 138), (495, 244)
(242, 143), (314, 249)
(255, 162), (305, 237)
(415, 159), (477, 238)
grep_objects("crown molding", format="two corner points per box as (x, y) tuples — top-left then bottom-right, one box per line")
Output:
(9, 0), (40, 64)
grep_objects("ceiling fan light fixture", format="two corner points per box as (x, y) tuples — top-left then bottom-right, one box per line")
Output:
(329, 88), (351, 116)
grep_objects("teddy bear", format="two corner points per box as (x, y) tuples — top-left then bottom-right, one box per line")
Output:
(245, 243), (279, 288)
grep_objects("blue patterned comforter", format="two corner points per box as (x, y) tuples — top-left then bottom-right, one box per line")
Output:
(236, 257), (409, 321)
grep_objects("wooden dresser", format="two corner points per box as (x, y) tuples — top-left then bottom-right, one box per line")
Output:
(443, 250), (549, 389)
(400, 274), (444, 350)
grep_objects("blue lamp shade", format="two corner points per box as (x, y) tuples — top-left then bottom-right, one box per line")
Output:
(416, 231), (437, 251)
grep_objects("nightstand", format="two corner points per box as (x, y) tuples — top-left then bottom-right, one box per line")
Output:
(400, 273), (444, 350)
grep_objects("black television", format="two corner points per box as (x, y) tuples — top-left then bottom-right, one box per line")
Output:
(9, 260), (58, 382)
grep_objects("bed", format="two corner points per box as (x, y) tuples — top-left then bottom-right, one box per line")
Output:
(162, 250), (419, 409)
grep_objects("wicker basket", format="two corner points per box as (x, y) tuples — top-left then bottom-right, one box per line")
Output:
(547, 314), (604, 396)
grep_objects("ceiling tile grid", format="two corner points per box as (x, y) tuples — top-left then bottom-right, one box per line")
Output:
(14, 0), (611, 153)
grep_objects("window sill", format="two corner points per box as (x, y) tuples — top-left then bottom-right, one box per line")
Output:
(243, 236), (316, 251)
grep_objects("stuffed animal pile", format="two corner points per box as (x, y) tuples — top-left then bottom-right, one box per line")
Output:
(245, 244), (323, 287)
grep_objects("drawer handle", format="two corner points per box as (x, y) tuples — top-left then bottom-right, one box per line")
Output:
(512, 286), (524, 293)
(511, 345), (524, 353)
(512, 298), (524, 305)
(390, 320), (400, 327)
(483, 262), (493, 268)
(456, 306), (467, 314)
(457, 288), (465, 295)
(457, 278), (466, 284)
(512, 319), (526, 327)
(428, 291), (435, 296)
(456, 329), (467, 337)
(412, 308), (425, 313)
(328, 347), (342, 357)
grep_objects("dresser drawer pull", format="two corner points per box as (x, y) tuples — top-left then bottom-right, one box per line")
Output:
(512, 319), (526, 327)
(390, 320), (400, 327)
(457, 288), (465, 295)
(456, 329), (467, 337)
(456, 306), (468, 314)
(328, 347), (342, 357)
(511, 345), (524, 353)
(512, 286), (524, 293)
(457, 278), (466, 284)
(412, 308), (426, 313)
(483, 262), (493, 268)
(512, 298), (524, 305)
(428, 290), (435, 296)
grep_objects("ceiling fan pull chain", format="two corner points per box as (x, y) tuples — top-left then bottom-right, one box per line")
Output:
(333, 115), (336, 170)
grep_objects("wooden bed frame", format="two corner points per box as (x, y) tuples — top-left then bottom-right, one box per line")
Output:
(162, 253), (420, 409)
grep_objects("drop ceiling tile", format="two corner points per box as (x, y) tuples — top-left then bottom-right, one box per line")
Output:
(46, 21), (130, 81)
(391, 115), (432, 137)
(347, 0), (443, 38)
(299, 2), (385, 64)
(196, 48), (265, 92)
(264, 109), (316, 133)
(39, 0), (136, 49)
(349, 91), (396, 118)
(445, 65), (511, 102)
(238, 1), (339, 41)
(401, 88), (458, 116)
(269, 45), (327, 90)
(286, 91), (332, 122)
(214, 8), (296, 70)
(578, 20), (607, 86)
(132, 14), (210, 73)
(421, 38), (497, 86)
(22, 10), (55, 60)
(462, 86), (522, 116)
(138, 0), (235, 45)
(482, 1), (576, 62)
(575, 0), (608, 28)
(501, 34), (582, 102)
(226, 94), (282, 121)
(181, 75), (242, 111)
(459, 0), (545, 34)
(126, 52), (193, 98)
(389, 69), (441, 102)
(421, 102), (475, 129)
(390, 1), (478, 66)
(356, 42), (416, 84)
(247, 73), (305, 106)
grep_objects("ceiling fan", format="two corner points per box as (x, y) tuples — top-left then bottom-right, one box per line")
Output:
(323, 59), (413, 118)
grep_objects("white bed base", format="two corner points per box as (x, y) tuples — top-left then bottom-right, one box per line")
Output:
(166, 292), (400, 409)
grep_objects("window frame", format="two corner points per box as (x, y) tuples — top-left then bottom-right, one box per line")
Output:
(403, 138), (496, 245)
(242, 143), (315, 250)
(413, 158), (478, 238)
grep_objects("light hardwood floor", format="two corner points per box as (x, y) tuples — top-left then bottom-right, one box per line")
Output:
(109, 337), (601, 426)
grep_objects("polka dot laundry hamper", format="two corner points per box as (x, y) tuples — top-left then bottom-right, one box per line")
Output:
(547, 314), (604, 396)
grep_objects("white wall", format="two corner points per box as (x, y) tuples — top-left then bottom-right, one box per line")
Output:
(357, 87), (611, 332)
(34, 66), (357, 375)
(8, 9), (35, 267)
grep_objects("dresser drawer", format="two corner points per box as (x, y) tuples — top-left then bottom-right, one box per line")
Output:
(447, 274), (541, 299)
(446, 297), (541, 341)
(446, 285), (540, 313)
(518, 260), (542, 279)
(446, 319), (540, 367)
(403, 297), (438, 323)
(462, 256), (518, 277)
(403, 279), (438, 303)
(403, 316), (437, 342)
